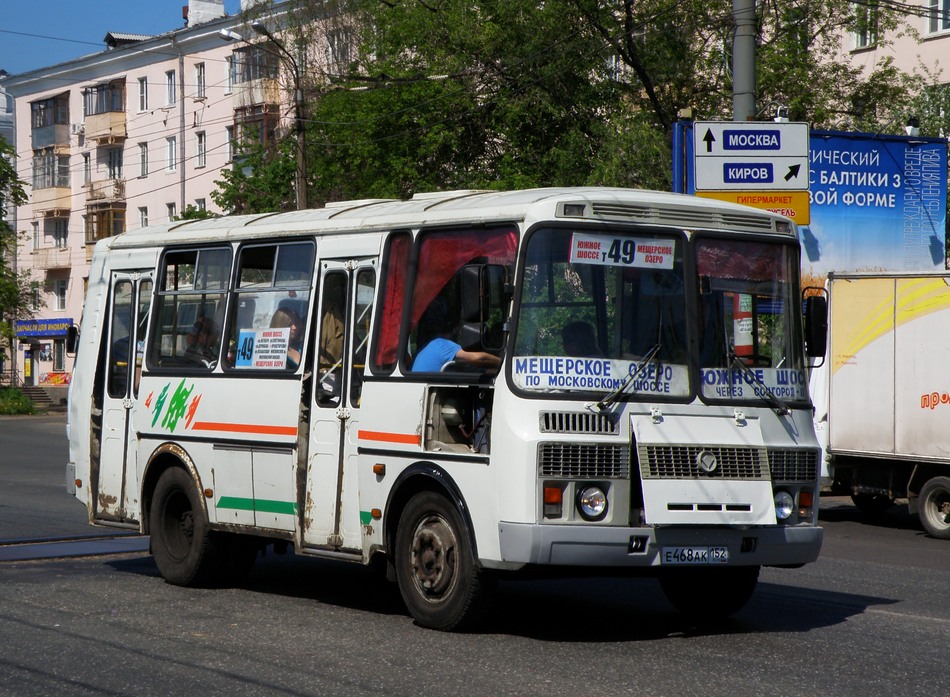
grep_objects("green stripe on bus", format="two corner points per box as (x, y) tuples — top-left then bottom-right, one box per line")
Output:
(217, 496), (298, 516)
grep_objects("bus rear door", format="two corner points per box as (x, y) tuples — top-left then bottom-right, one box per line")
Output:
(303, 259), (376, 551)
(96, 271), (152, 523)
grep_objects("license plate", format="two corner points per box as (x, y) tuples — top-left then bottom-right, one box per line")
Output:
(661, 546), (729, 565)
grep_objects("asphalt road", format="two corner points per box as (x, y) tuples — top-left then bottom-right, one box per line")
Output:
(1, 414), (948, 696)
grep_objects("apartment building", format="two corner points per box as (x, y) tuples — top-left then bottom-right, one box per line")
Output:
(847, 2), (950, 122)
(1, 0), (297, 396)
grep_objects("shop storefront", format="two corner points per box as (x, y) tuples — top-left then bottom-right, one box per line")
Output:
(16, 318), (74, 387)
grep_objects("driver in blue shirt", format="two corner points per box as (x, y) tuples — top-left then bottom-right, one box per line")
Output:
(412, 297), (500, 373)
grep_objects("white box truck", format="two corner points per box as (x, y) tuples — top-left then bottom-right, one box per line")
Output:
(813, 272), (950, 538)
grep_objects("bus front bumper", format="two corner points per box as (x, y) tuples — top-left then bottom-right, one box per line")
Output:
(497, 522), (822, 568)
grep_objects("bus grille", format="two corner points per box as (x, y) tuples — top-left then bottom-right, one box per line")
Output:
(539, 411), (619, 435)
(538, 442), (630, 479)
(768, 449), (818, 481)
(589, 202), (777, 234)
(639, 445), (769, 480)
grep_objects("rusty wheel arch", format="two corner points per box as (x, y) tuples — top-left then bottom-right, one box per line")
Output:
(141, 442), (204, 536)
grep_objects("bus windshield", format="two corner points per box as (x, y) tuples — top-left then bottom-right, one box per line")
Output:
(511, 227), (808, 406)
(512, 226), (689, 398)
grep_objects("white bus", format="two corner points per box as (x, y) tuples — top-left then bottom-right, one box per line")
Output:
(67, 187), (827, 630)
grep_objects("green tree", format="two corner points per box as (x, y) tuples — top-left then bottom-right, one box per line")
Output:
(214, 0), (921, 212)
(0, 139), (34, 377)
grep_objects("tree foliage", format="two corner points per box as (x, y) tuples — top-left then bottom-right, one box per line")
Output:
(214, 0), (924, 212)
(0, 139), (34, 369)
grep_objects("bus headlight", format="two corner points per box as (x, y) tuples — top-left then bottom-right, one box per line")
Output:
(774, 491), (795, 520)
(577, 485), (608, 521)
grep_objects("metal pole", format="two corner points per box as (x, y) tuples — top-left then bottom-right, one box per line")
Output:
(732, 0), (756, 122)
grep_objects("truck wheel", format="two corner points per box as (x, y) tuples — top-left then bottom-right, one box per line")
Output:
(394, 491), (494, 631)
(659, 566), (759, 620)
(851, 493), (894, 516)
(150, 467), (222, 587)
(918, 476), (950, 540)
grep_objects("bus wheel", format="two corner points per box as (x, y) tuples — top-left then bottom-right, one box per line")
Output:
(150, 467), (221, 587)
(918, 476), (950, 540)
(659, 566), (759, 620)
(394, 492), (494, 631)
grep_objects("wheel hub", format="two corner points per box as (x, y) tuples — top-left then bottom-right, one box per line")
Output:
(410, 515), (457, 598)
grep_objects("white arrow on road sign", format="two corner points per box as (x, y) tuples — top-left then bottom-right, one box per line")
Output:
(693, 121), (809, 191)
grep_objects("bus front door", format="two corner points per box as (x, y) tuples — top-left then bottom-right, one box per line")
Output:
(96, 272), (152, 524)
(303, 259), (376, 552)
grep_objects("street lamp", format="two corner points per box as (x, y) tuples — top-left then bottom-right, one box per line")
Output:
(219, 24), (308, 210)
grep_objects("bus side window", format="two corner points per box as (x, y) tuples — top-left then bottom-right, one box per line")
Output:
(108, 281), (134, 398)
(317, 273), (347, 406)
(350, 268), (376, 407)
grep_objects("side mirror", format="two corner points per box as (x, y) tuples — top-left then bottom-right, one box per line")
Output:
(66, 325), (79, 355)
(459, 264), (508, 351)
(803, 294), (827, 358)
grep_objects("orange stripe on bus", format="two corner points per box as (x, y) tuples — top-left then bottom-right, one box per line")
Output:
(191, 421), (298, 437)
(358, 430), (421, 445)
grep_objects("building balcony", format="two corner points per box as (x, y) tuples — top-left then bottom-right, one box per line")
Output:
(84, 111), (127, 144)
(232, 78), (281, 110)
(31, 124), (71, 150)
(31, 246), (72, 270)
(32, 186), (72, 217)
(84, 178), (125, 202)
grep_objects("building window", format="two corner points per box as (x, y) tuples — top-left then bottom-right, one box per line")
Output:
(31, 284), (40, 311)
(139, 207), (148, 228)
(232, 46), (279, 83)
(84, 204), (126, 244)
(225, 56), (234, 93)
(30, 93), (69, 129)
(165, 70), (177, 105)
(234, 104), (279, 147)
(167, 202), (177, 221)
(53, 339), (65, 371)
(139, 142), (149, 177)
(196, 131), (206, 168)
(54, 279), (68, 311)
(107, 148), (123, 179)
(83, 79), (125, 117)
(32, 221), (40, 250)
(852, 2), (878, 48)
(195, 62), (206, 99)
(327, 27), (353, 74)
(138, 77), (148, 111)
(52, 218), (68, 248)
(83, 153), (91, 184)
(225, 125), (235, 161)
(166, 136), (177, 171)
(196, 198), (206, 212)
(929, 0), (950, 33)
(32, 148), (70, 189)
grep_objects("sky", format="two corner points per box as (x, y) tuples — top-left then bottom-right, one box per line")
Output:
(0, 1), (242, 76)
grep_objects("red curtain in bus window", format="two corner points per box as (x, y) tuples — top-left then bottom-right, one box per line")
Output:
(409, 227), (518, 328)
(695, 239), (791, 282)
(373, 232), (411, 371)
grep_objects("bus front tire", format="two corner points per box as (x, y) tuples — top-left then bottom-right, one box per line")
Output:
(394, 491), (494, 631)
(150, 467), (221, 587)
(659, 566), (759, 620)
(918, 476), (950, 539)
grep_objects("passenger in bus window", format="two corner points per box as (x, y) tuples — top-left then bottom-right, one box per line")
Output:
(270, 307), (304, 370)
(562, 321), (603, 357)
(184, 315), (219, 368)
(412, 297), (501, 373)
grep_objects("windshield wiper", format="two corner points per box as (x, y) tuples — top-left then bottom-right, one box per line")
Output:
(729, 354), (790, 416)
(594, 343), (662, 412)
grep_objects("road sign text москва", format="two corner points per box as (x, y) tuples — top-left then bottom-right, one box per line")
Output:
(693, 121), (809, 192)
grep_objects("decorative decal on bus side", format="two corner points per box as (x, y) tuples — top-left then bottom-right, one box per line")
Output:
(145, 379), (201, 431)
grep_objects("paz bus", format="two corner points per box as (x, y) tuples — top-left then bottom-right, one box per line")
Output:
(66, 187), (827, 630)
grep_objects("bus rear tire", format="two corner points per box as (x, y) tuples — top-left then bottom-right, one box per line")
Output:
(150, 467), (221, 587)
(918, 476), (950, 539)
(659, 566), (759, 620)
(394, 491), (494, 631)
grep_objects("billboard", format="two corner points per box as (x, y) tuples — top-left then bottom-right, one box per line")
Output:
(802, 130), (947, 280)
(674, 124), (949, 281)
